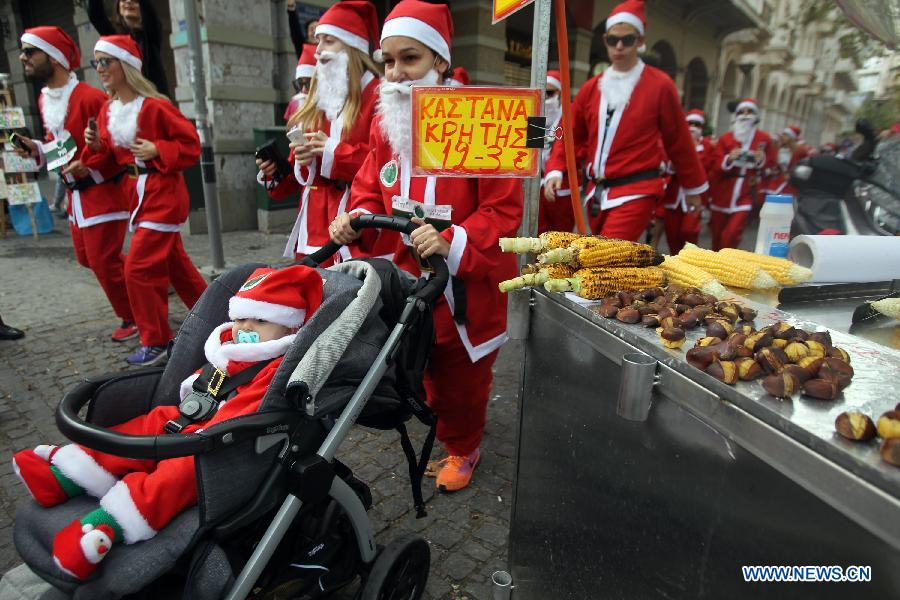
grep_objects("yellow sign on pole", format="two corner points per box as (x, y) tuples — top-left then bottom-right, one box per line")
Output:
(411, 86), (541, 178)
(493, 0), (535, 23)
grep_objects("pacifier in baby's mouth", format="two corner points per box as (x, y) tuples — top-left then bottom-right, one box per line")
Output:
(236, 330), (260, 344)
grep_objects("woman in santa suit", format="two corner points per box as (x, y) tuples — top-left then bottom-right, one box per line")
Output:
(330, 0), (523, 492)
(537, 70), (577, 234)
(257, 0), (381, 265)
(82, 35), (207, 366)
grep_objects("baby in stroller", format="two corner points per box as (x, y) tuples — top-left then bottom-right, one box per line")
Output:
(12, 265), (324, 580)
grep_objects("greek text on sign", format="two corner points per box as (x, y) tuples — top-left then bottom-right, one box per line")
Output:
(411, 86), (541, 178)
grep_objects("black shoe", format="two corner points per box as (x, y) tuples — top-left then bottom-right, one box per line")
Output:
(0, 324), (25, 340)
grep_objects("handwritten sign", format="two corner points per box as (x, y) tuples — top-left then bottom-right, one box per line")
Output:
(6, 182), (41, 205)
(2, 151), (39, 173)
(411, 86), (540, 178)
(493, 0), (534, 23)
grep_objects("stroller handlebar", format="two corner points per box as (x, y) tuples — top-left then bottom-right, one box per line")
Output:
(303, 214), (450, 305)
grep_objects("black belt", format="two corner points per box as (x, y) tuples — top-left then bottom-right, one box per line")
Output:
(65, 170), (125, 192)
(591, 168), (660, 190)
(125, 164), (157, 178)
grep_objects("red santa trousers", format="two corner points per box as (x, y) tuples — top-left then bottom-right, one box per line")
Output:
(709, 210), (751, 251)
(424, 306), (500, 457)
(663, 208), (701, 255)
(125, 228), (207, 346)
(591, 196), (657, 242)
(70, 221), (133, 322)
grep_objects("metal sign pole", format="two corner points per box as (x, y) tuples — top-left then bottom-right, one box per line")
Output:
(183, 0), (226, 271)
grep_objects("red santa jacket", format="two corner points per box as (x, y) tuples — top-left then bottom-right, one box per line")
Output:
(37, 79), (128, 227)
(261, 73), (378, 259)
(81, 96), (200, 232)
(710, 129), (777, 213)
(546, 63), (708, 211)
(664, 137), (714, 211)
(348, 120), (523, 362)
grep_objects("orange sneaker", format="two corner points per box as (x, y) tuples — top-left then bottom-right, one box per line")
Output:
(434, 449), (480, 492)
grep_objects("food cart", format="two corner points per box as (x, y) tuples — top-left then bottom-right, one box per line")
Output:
(507, 285), (900, 599)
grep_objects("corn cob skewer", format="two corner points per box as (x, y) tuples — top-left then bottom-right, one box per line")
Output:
(544, 266), (667, 300)
(677, 243), (778, 289)
(498, 231), (582, 254)
(718, 248), (812, 285)
(499, 263), (576, 292)
(539, 237), (664, 268)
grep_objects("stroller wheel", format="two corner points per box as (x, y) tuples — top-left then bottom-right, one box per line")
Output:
(360, 535), (430, 600)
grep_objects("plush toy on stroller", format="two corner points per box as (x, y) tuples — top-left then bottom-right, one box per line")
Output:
(8, 216), (443, 600)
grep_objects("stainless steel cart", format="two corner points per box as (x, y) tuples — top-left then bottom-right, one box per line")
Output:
(507, 288), (900, 599)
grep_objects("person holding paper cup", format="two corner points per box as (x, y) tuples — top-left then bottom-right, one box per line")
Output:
(329, 0), (524, 492)
(256, 1), (381, 265)
(18, 26), (135, 343)
(81, 35), (207, 367)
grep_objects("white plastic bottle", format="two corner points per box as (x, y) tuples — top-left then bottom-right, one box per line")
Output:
(754, 194), (795, 257)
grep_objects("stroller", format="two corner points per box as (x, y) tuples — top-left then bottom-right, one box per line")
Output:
(10, 216), (444, 600)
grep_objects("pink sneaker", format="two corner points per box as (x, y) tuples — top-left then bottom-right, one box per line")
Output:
(434, 449), (480, 492)
(110, 322), (138, 342)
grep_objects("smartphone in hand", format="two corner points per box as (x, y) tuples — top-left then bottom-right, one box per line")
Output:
(9, 132), (32, 154)
(286, 126), (307, 146)
(88, 117), (98, 133)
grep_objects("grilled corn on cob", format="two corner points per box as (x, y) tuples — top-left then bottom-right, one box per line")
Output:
(871, 298), (900, 319)
(499, 264), (576, 292)
(498, 231), (582, 254)
(659, 256), (729, 299)
(544, 266), (667, 300)
(677, 243), (778, 289)
(718, 248), (812, 285)
(539, 236), (664, 268)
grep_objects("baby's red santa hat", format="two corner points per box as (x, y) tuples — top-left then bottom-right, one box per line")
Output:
(316, 0), (379, 56)
(21, 26), (80, 71)
(686, 109), (705, 125)
(606, 0), (646, 36)
(783, 124), (801, 139)
(296, 43), (317, 80)
(546, 70), (562, 91)
(381, 0), (454, 64)
(229, 265), (324, 329)
(94, 35), (143, 71)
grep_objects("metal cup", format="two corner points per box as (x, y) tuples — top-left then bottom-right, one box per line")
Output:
(616, 352), (658, 421)
(491, 570), (513, 600)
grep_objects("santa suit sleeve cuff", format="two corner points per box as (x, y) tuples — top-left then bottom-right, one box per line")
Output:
(32, 139), (46, 168)
(179, 373), (200, 401)
(682, 181), (709, 196)
(445, 225), (467, 277)
(50, 444), (117, 499)
(544, 170), (564, 184)
(320, 138), (340, 179)
(100, 480), (158, 544)
(721, 155), (735, 170)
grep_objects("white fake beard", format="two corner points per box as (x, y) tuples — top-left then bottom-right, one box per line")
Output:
(732, 115), (756, 145)
(689, 125), (703, 143)
(40, 72), (79, 135)
(107, 96), (143, 148)
(377, 69), (441, 160)
(544, 96), (562, 128)
(778, 147), (792, 169)
(315, 50), (350, 121)
(600, 63), (642, 110)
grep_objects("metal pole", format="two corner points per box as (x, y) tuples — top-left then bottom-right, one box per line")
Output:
(182, 0), (226, 270)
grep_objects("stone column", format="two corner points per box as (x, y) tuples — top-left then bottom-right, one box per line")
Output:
(450, 0), (506, 85)
(571, 27), (593, 89)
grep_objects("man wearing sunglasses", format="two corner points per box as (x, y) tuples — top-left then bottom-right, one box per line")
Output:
(543, 0), (707, 242)
(17, 27), (135, 343)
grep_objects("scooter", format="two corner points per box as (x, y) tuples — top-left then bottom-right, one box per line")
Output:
(789, 119), (900, 237)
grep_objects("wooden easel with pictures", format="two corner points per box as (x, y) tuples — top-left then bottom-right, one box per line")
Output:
(0, 78), (42, 239)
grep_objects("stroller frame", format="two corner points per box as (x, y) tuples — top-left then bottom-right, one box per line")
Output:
(45, 215), (446, 599)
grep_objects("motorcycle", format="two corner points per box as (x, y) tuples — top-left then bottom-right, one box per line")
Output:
(789, 119), (900, 237)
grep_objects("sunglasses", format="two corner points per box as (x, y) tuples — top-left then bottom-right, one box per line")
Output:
(20, 47), (43, 58)
(545, 90), (559, 98)
(604, 34), (639, 48)
(90, 58), (120, 69)
(292, 77), (311, 93)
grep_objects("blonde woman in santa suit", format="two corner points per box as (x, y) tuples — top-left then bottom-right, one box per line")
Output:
(82, 35), (207, 367)
(257, 1), (381, 265)
(330, 1), (523, 492)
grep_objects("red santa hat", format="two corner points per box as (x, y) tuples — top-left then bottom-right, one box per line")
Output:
(447, 66), (469, 87)
(782, 124), (801, 139)
(21, 26), (80, 71)
(229, 265), (324, 329)
(381, 0), (453, 64)
(546, 70), (562, 91)
(315, 1), (379, 55)
(296, 43), (317, 80)
(686, 109), (705, 125)
(94, 35), (143, 71)
(606, 0), (646, 36)
(735, 98), (758, 114)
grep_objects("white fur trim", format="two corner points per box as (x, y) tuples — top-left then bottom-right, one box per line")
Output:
(51, 444), (117, 499)
(606, 12), (644, 35)
(544, 169), (564, 183)
(99, 481), (157, 544)
(179, 373), (200, 401)
(39, 73), (79, 137)
(687, 114), (705, 125)
(204, 322), (296, 372)
(107, 96), (144, 148)
(315, 24), (369, 54)
(229, 297), (307, 329)
(94, 39), (142, 71)
(546, 75), (561, 90)
(447, 224), (466, 277)
(34, 444), (58, 461)
(296, 64), (315, 79)
(736, 100), (758, 114)
(782, 127), (798, 139)
(382, 17), (451, 63)
(21, 32), (71, 70)
(682, 182), (709, 196)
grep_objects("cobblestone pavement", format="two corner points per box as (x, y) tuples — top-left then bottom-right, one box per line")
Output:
(0, 223), (521, 600)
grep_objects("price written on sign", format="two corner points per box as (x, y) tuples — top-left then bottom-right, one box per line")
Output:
(411, 86), (541, 178)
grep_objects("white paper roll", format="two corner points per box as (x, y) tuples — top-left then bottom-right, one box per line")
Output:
(789, 235), (900, 283)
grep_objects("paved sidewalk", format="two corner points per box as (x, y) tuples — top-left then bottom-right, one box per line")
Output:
(0, 224), (520, 600)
